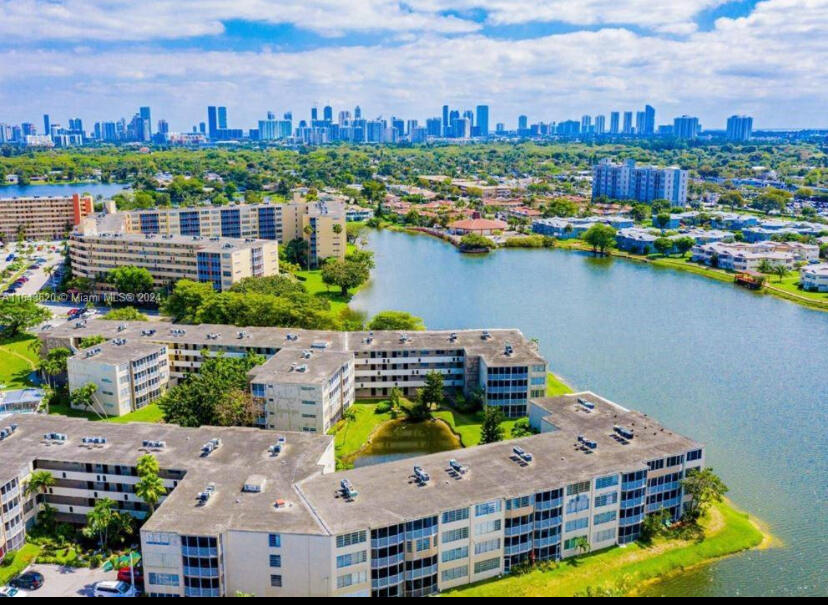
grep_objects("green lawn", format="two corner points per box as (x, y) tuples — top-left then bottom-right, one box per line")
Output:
(546, 372), (574, 396)
(0, 334), (41, 390)
(104, 403), (164, 424)
(0, 543), (41, 585)
(443, 500), (766, 597)
(295, 269), (353, 312)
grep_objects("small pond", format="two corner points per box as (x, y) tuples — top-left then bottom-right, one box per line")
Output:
(352, 418), (461, 467)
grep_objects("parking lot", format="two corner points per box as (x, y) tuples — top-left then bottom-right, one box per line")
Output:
(13, 563), (115, 597)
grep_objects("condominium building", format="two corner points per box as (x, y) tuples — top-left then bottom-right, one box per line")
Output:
(690, 240), (818, 271)
(115, 199), (346, 267)
(592, 159), (688, 206)
(41, 320), (548, 419)
(726, 115), (753, 141)
(800, 263), (828, 292)
(0, 193), (93, 241)
(66, 338), (170, 417)
(68, 229), (279, 292)
(0, 391), (704, 596)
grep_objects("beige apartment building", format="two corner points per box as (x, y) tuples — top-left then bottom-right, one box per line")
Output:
(68, 227), (279, 292)
(0, 392), (703, 597)
(115, 199), (345, 267)
(0, 193), (93, 241)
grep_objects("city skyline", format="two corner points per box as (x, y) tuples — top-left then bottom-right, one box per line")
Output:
(0, 1), (826, 129)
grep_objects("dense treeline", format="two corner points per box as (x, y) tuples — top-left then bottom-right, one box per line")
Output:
(1, 141), (825, 190)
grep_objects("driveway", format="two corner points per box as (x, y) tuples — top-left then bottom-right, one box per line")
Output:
(23, 563), (116, 597)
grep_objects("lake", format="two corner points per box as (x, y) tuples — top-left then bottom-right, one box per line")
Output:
(351, 228), (828, 597)
(352, 418), (462, 468)
(0, 182), (130, 198)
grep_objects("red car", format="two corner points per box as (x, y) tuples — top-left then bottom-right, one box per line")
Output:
(117, 564), (143, 585)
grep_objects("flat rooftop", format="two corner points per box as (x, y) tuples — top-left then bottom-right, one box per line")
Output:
(0, 414), (333, 536)
(249, 348), (352, 384)
(68, 338), (165, 365)
(297, 392), (701, 534)
(70, 232), (273, 252)
(40, 320), (544, 367)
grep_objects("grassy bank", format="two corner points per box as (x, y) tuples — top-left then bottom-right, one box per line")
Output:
(0, 334), (40, 390)
(443, 499), (767, 597)
(546, 372), (574, 396)
(0, 543), (41, 585)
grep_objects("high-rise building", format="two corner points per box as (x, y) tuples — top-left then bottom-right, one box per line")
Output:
(592, 158), (688, 206)
(476, 105), (489, 137)
(594, 115), (606, 135)
(323, 105), (333, 122)
(218, 106), (227, 129)
(635, 111), (645, 135)
(726, 115), (753, 141)
(43, 114), (50, 138)
(442, 105), (449, 136)
(609, 111), (619, 134)
(580, 115), (592, 134)
(139, 106), (151, 137)
(518, 115), (528, 133)
(425, 117), (442, 137)
(643, 105), (656, 136)
(207, 106), (218, 139)
(354, 105), (361, 119)
(673, 115), (700, 139)
(311, 107), (318, 122)
(622, 111), (633, 135)
(157, 119), (169, 135)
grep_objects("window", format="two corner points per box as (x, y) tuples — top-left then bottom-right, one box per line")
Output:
(442, 527), (469, 543)
(442, 507), (469, 524)
(269, 554), (281, 568)
(336, 551), (367, 568)
(475, 519), (501, 536)
(336, 571), (367, 589)
(441, 565), (468, 582)
(567, 481), (591, 496)
(647, 458), (665, 471)
(474, 557), (500, 574)
(475, 500), (502, 516)
(687, 449), (702, 462)
(565, 517), (589, 532)
(564, 536), (588, 550)
(474, 538), (500, 555)
(594, 528), (616, 543)
(594, 511), (617, 525)
(416, 537), (431, 552)
(565, 494), (590, 514)
(506, 496), (531, 510)
(666, 455), (685, 467)
(441, 546), (468, 563)
(595, 475), (619, 490)
(594, 492), (618, 507)
(336, 530), (367, 548)
(268, 533), (281, 548)
(270, 575), (282, 587)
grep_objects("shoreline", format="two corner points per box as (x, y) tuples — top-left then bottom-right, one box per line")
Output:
(375, 225), (827, 312)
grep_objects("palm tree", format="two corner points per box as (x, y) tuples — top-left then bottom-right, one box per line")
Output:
(136, 453), (159, 478)
(135, 474), (166, 515)
(574, 536), (590, 556)
(40, 347), (71, 388)
(83, 498), (116, 550)
(23, 470), (55, 499)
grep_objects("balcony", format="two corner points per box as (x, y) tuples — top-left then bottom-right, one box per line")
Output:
(183, 566), (220, 578)
(181, 546), (218, 558)
(371, 552), (405, 569)
(619, 513), (644, 527)
(371, 572), (403, 589)
(504, 523), (533, 537)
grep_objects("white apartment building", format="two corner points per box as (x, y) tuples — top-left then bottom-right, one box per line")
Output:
(592, 159), (688, 206)
(67, 338), (170, 417)
(691, 240), (818, 272)
(800, 263), (828, 292)
(0, 392), (704, 597)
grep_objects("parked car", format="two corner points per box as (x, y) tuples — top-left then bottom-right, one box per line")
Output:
(0, 586), (28, 597)
(117, 563), (143, 585)
(9, 571), (43, 590)
(93, 580), (139, 597)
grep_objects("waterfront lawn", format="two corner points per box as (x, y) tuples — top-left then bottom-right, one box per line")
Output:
(330, 400), (393, 464)
(104, 403), (164, 424)
(0, 334), (41, 389)
(0, 543), (41, 585)
(294, 269), (351, 312)
(546, 372), (574, 397)
(434, 408), (519, 446)
(442, 500), (765, 597)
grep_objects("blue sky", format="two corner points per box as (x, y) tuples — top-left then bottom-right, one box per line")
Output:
(0, 1), (825, 131)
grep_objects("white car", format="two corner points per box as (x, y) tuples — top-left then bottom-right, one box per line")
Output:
(0, 586), (27, 597)
(92, 581), (138, 597)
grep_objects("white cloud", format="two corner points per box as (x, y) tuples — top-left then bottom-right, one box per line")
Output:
(0, 0), (825, 128)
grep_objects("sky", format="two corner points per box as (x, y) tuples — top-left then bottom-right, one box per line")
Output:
(0, 0), (826, 132)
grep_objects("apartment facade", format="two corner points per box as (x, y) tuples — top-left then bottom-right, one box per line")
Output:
(66, 339), (170, 417)
(68, 230), (279, 292)
(800, 263), (828, 292)
(42, 320), (547, 419)
(117, 199), (345, 267)
(592, 159), (688, 206)
(691, 241), (818, 271)
(0, 392), (704, 597)
(0, 193), (93, 241)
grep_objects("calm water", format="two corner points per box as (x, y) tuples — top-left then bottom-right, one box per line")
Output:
(352, 229), (828, 597)
(353, 418), (461, 468)
(0, 182), (129, 198)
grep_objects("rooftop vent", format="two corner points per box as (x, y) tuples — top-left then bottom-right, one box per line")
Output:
(302, 350), (313, 359)
(196, 482), (216, 505)
(311, 341), (329, 349)
(237, 330), (248, 339)
(81, 436), (107, 445)
(295, 364), (308, 373)
(141, 329), (156, 336)
(504, 343), (514, 356)
(340, 478), (358, 500)
(142, 439), (166, 449)
(512, 446), (533, 463)
(206, 332), (220, 340)
(201, 437), (222, 455)
(449, 332), (457, 342)
(285, 333), (299, 341)
(0, 424), (18, 441)
(117, 324), (127, 332)
(170, 328), (186, 336)
(399, 332), (409, 343)
(448, 458), (468, 475)
(577, 397), (595, 410)
(43, 432), (67, 443)
(242, 475), (266, 493)
(613, 425), (634, 440)
(577, 434), (598, 449)
(413, 465), (430, 484)
(482, 330), (492, 340)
